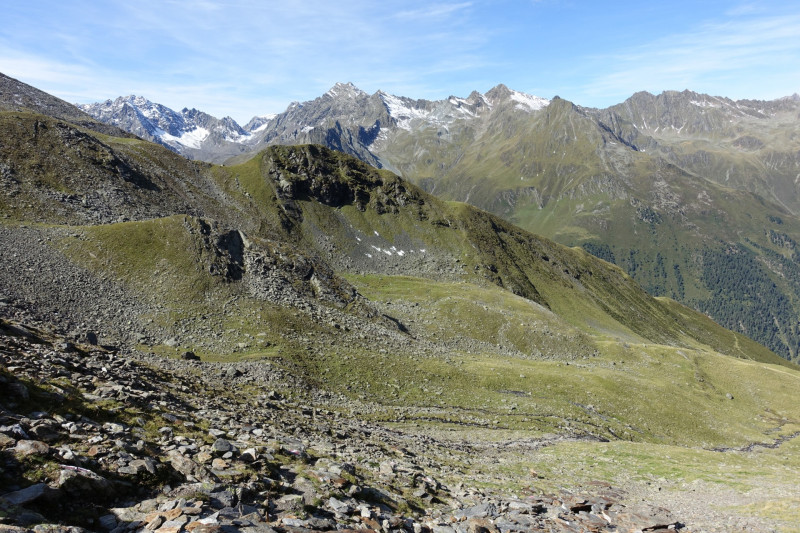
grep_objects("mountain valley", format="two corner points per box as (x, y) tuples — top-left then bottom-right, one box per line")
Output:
(2, 72), (800, 532)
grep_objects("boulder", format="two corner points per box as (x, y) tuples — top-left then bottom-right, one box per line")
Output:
(14, 439), (50, 456)
(0, 483), (56, 505)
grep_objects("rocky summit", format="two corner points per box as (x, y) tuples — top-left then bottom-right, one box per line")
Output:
(3, 72), (800, 532)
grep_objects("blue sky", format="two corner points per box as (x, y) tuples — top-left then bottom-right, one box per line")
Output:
(2, 1), (799, 123)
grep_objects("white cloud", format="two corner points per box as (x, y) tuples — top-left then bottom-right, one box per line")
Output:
(394, 2), (473, 21)
(4, 0), (797, 119)
(1, 1), (496, 121)
(582, 11), (800, 103)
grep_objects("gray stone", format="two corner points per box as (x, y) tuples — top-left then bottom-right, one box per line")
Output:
(240, 447), (258, 462)
(168, 450), (203, 480)
(57, 467), (114, 497)
(28, 422), (60, 442)
(212, 438), (233, 454)
(103, 422), (126, 435)
(14, 440), (50, 456)
(273, 493), (303, 512)
(0, 433), (15, 447)
(306, 517), (337, 530)
(98, 514), (118, 530)
(210, 490), (237, 509)
(454, 502), (498, 520)
(161, 517), (189, 528)
(121, 458), (158, 475)
(327, 496), (353, 515)
(1, 423), (30, 440)
(0, 483), (53, 505)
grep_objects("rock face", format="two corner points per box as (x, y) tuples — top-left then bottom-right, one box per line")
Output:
(0, 318), (686, 532)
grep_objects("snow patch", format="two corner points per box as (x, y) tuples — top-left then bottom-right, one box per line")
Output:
(225, 131), (252, 143)
(381, 93), (430, 131)
(250, 115), (277, 133)
(509, 90), (549, 112)
(158, 126), (210, 149)
(690, 99), (718, 108)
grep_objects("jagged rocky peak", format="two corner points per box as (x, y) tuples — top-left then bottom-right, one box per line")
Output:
(485, 83), (550, 112)
(79, 95), (253, 155)
(445, 91), (490, 112)
(81, 95), (185, 128)
(485, 83), (513, 99)
(120, 94), (154, 107)
(244, 113), (277, 132)
(325, 81), (368, 99)
(182, 107), (219, 129)
(219, 115), (247, 133)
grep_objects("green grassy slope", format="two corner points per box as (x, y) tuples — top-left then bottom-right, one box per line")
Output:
(52, 218), (800, 448)
(221, 145), (787, 366)
(368, 98), (800, 362)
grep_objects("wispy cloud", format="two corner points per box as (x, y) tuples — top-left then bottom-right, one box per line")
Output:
(3, 1), (798, 119)
(394, 2), (473, 21)
(0, 0), (502, 119)
(582, 11), (800, 102)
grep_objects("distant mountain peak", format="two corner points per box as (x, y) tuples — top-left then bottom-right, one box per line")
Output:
(326, 82), (368, 99)
(485, 84), (549, 111)
(486, 83), (511, 97)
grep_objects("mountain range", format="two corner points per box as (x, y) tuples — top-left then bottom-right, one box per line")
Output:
(80, 81), (800, 362)
(77, 82), (549, 167)
(3, 71), (800, 530)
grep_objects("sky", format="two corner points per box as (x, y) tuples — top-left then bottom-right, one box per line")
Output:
(2, 0), (799, 124)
